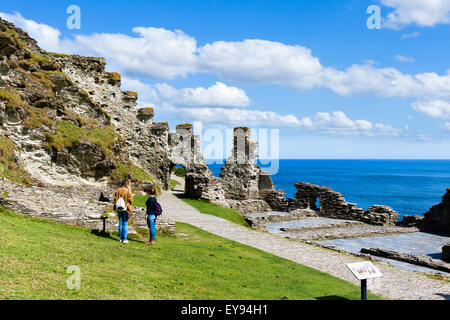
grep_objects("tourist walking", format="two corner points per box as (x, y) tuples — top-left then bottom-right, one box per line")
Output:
(145, 186), (162, 245)
(114, 179), (134, 244)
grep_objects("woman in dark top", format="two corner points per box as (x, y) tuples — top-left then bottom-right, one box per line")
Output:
(145, 187), (157, 245)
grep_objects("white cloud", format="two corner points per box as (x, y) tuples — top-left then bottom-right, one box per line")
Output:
(412, 100), (450, 119)
(198, 40), (323, 90)
(3, 12), (450, 130)
(64, 27), (198, 80)
(121, 78), (250, 108)
(4, 12), (450, 104)
(179, 107), (301, 128)
(394, 55), (415, 63)
(401, 31), (420, 39)
(172, 107), (402, 136)
(155, 82), (251, 108)
(0, 11), (61, 52)
(381, 0), (450, 29)
(443, 122), (450, 130)
(297, 111), (402, 136)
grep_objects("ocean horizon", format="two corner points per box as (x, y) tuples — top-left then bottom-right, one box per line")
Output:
(207, 159), (450, 219)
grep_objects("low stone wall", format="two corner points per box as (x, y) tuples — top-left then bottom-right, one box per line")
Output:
(221, 199), (271, 215)
(361, 247), (450, 273)
(0, 179), (175, 235)
(244, 209), (317, 230)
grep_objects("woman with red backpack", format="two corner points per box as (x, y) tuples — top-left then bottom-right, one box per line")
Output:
(145, 186), (162, 245)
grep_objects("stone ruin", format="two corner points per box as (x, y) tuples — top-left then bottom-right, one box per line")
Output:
(2, 18), (449, 236)
(50, 54), (212, 190)
(260, 182), (399, 226)
(182, 127), (402, 226)
(184, 127), (276, 214)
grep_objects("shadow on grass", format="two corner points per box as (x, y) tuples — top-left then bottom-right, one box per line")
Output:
(315, 296), (350, 301)
(90, 230), (113, 239)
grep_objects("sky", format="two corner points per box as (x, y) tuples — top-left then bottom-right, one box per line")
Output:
(1, 0), (450, 159)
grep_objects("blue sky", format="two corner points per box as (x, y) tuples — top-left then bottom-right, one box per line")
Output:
(2, 0), (450, 158)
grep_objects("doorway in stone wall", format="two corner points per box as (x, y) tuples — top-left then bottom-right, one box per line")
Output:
(314, 197), (321, 210)
(170, 164), (186, 193)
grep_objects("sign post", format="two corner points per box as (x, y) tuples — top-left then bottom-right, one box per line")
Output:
(346, 261), (383, 300)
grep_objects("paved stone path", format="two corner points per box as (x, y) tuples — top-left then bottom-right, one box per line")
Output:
(160, 181), (450, 300)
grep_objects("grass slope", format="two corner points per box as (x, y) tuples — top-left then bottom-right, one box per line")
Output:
(0, 207), (380, 300)
(182, 198), (251, 228)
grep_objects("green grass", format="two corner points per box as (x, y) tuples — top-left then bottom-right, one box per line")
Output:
(182, 198), (251, 228)
(0, 88), (24, 110)
(0, 136), (32, 184)
(172, 166), (186, 178)
(133, 194), (149, 208)
(170, 179), (181, 190)
(110, 162), (161, 193)
(45, 121), (122, 158)
(0, 207), (380, 300)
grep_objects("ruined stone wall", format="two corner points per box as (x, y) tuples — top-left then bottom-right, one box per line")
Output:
(169, 124), (210, 174)
(51, 55), (172, 188)
(184, 173), (225, 201)
(52, 55), (214, 190)
(290, 182), (398, 226)
(262, 182), (398, 226)
(219, 127), (273, 201)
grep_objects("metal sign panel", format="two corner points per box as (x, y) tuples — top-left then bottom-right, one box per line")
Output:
(346, 261), (383, 280)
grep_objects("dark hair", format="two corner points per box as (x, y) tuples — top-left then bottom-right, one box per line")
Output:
(146, 186), (156, 196)
(122, 179), (131, 187)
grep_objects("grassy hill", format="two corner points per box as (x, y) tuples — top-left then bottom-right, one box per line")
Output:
(0, 207), (380, 300)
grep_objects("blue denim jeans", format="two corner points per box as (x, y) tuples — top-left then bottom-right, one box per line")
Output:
(147, 215), (156, 240)
(118, 211), (129, 242)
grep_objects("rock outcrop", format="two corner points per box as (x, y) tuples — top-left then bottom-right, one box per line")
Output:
(422, 189), (450, 234)
(0, 18), (122, 187)
(0, 18), (212, 190)
(443, 244), (450, 263)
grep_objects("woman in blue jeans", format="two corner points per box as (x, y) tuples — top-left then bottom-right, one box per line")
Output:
(114, 179), (134, 244)
(145, 187), (157, 245)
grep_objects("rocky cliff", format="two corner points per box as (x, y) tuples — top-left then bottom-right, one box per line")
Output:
(0, 18), (208, 189)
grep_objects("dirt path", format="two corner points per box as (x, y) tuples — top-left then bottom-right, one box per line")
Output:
(160, 180), (449, 300)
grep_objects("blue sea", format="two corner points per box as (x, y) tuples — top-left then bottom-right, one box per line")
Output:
(207, 160), (450, 219)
